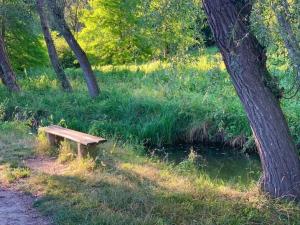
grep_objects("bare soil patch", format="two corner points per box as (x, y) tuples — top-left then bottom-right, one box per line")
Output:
(0, 188), (50, 225)
(25, 157), (68, 175)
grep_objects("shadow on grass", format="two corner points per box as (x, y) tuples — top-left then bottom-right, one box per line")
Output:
(28, 159), (299, 225)
(0, 122), (34, 167)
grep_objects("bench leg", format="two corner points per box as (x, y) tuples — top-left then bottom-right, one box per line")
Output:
(46, 133), (64, 146)
(77, 143), (85, 159)
(77, 144), (98, 159)
(47, 133), (56, 145)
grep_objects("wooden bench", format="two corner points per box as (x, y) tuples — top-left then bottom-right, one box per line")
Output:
(41, 125), (107, 158)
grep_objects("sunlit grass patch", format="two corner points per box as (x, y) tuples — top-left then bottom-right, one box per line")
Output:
(35, 131), (56, 157)
(0, 125), (298, 225)
(69, 156), (96, 174)
(0, 164), (31, 184)
(22, 140), (300, 225)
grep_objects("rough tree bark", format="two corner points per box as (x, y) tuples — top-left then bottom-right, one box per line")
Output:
(47, 0), (100, 97)
(202, 0), (300, 200)
(36, 0), (72, 92)
(0, 35), (20, 92)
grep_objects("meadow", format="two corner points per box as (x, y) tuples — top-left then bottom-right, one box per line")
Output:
(1, 49), (299, 152)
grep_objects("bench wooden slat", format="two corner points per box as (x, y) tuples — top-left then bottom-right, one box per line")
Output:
(42, 125), (106, 146)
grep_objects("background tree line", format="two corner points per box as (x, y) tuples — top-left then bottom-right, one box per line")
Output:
(1, 0), (212, 70)
(1, 0), (298, 74)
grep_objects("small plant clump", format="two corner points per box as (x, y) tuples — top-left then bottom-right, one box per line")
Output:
(69, 156), (96, 173)
(177, 147), (199, 173)
(0, 164), (30, 184)
(57, 140), (76, 163)
(35, 131), (56, 156)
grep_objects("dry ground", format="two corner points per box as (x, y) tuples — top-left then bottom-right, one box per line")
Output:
(0, 188), (50, 225)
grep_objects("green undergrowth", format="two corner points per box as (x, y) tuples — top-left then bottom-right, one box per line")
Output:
(0, 122), (32, 183)
(0, 49), (299, 152)
(0, 122), (300, 224)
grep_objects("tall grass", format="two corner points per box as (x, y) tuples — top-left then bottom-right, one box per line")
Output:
(0, 48), (299, 151)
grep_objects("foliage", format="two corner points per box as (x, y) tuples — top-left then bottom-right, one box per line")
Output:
(78, 0), (205, 65)
(52, 31), (78, 68)
(0, 0), (48, 70)
(145, 0), (203, 57)
(251, 1), (300, 87)
(78, 0), (153, 65)
(64, 0), (88, 33)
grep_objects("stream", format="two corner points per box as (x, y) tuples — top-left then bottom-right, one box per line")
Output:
(154, 145), (262, 188)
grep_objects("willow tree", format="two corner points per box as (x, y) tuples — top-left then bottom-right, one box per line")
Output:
(271, 0), (300, 79)
(47, 0), (100, 97)
(36, 0), (72, 92)
(202, 0), (300, 200)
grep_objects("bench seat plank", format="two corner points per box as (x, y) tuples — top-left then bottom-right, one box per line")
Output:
(43, 125), (106, 146)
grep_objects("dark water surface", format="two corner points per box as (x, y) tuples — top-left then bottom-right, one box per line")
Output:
(153, 146), (262, 188)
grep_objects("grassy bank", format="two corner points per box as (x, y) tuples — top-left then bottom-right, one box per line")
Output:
(0, 49), (299, 151)
(0, 122), (300, 224)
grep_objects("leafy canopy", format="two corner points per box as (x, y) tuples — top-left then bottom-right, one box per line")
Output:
(0, 0), (48, 70)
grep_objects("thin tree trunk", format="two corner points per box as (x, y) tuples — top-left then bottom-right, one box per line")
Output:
(0, 35), (20, 92)
(0, 2), (5, 86)
(36, 0), (72, 92)
(0, 4), (5, 42)
(203, 0), (300, 200)
(0, 66), (6, 85)
(48, 1), (100, 97)
(271, 0), (300, 80)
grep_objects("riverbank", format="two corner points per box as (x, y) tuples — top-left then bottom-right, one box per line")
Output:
(0, 121), (300, 224)
(0, 49), (299, 153)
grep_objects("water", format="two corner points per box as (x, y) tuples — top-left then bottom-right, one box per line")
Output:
(152, 145), (262, 188)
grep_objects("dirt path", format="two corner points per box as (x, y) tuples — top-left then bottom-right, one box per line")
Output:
(26, 157), (68, 175)
(0, 188), (50, 225)
(0, 157), (66, 225)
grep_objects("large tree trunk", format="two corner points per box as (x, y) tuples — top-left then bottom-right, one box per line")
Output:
(47, 1), (100, 97)
(0, 35), (20, 92)
(36, 0), (72, 92)
(202, 0), (300, 200)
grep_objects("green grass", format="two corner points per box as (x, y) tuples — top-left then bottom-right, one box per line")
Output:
(1, 49), (299, 152)
(0, 122), (300, 225)
(0, 121), (34, 166)
(1, 47), (300, 222)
